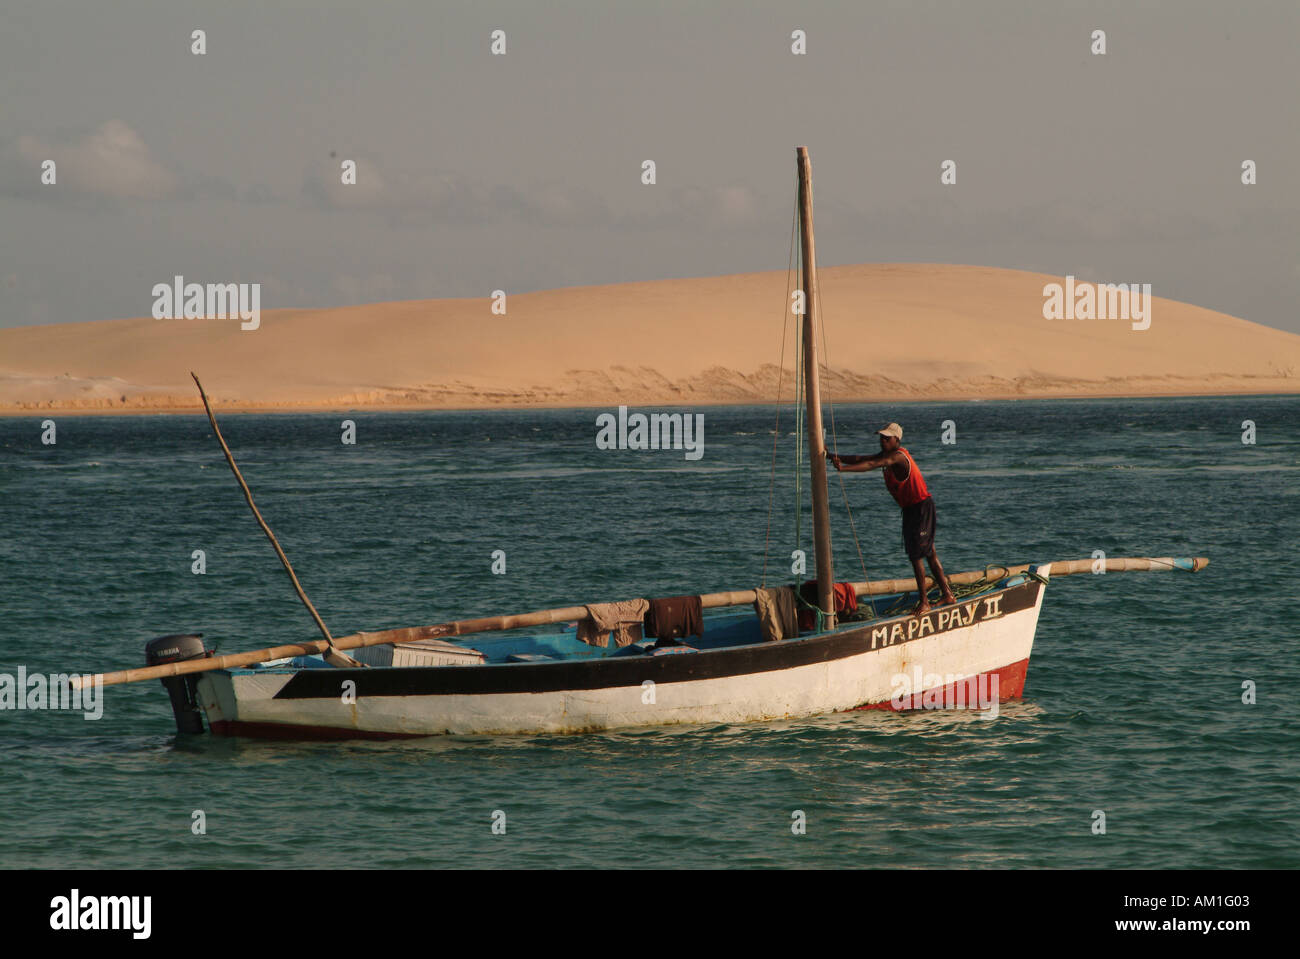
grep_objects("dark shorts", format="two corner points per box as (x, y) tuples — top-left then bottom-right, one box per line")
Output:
(901, 495), (937, 561)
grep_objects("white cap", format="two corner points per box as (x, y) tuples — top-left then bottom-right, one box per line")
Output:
(876, 422), (903, 440)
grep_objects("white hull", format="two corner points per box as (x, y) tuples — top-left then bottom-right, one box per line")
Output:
(195, 574), (1047, 738)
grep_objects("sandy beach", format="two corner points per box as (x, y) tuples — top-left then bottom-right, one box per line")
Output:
(2, 263), (1297, 414)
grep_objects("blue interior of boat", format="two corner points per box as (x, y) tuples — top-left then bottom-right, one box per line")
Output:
(244, 572), (1038, 673)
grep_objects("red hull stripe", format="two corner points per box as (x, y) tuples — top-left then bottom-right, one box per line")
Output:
(848, 658), (1029, 711)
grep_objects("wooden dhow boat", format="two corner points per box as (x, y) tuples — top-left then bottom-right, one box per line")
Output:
(76, 148), (1208, 738)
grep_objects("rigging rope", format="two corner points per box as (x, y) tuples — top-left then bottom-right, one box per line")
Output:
(762, 172), (877, 616)
(806, 176), (871, 594)
(761, 180), (800, 588)
(793, 288), (805, 566)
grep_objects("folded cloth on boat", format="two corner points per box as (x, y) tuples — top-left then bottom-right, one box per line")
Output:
(753, 586), (800, 642)
(578, 599), (649, 648)
(645, 594), (704, 642)
(797, 580), (859, 631)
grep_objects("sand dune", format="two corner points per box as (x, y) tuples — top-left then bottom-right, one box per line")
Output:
(1, 264), (1297, 413)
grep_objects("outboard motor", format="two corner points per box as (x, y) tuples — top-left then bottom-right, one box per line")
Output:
(145, 634), (211, 734)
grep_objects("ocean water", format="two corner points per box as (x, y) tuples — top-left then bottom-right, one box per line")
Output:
(1, 396), (1296, 869)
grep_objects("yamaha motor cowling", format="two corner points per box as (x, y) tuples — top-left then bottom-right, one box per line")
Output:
(145, 634), (211, 734)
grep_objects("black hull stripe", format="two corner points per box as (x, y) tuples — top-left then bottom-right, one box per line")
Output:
(271, 580), (1043, 699)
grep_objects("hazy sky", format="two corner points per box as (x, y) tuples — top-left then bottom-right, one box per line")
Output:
(2, 0), (1296, 331)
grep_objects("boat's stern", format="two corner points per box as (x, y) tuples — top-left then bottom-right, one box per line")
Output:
(194, 660), (350, 738)
(143, 634), (321, 737)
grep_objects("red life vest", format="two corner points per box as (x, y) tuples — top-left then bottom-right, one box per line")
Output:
(883, 446), (930, 508)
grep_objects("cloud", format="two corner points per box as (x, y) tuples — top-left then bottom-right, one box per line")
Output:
(499, 181), (613, 228)
(1, 123), (769, 238)
(303, 158), (487, 223)
(8, 120), (176, 200)
(621, 183), (769, 232)
(301, 155), (617, 229)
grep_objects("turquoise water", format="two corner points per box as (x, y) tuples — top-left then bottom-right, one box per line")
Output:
(1, 396), (1296, 868)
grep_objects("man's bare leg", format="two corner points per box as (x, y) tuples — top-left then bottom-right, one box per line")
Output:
(927, 550), (957, 605)
(910, 557), (931, 614)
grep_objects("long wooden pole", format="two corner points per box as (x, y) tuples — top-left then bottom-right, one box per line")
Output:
(797, 146), (835, 629)
(73, 555), (1207, 689)
(190, 373), (360, 668)
(844, 555), (1209, 599)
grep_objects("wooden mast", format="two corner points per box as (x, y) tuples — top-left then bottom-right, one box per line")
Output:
(796, 146), (835, 630)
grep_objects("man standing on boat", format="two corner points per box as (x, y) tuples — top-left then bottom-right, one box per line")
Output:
(828, 423), (957, 614)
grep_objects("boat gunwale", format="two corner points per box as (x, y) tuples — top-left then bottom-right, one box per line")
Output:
(216, 575), (1046, 700)
(234, 573), (1044, 676)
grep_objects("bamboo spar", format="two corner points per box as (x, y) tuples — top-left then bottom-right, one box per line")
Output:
(797, 146), (836, 629)
(72, 556), (1207, 689)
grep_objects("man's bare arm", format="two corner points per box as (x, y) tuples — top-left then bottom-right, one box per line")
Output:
(828, 450), (905, 472)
